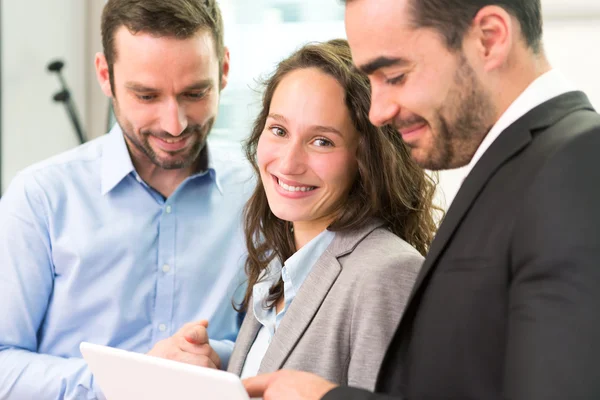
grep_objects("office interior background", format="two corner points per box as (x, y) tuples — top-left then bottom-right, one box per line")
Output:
(1, 0), (599, 208)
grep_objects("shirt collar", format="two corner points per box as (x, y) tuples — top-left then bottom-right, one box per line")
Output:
(251, 229), (336, 328)
(101, 124), (135, 195)
(204, 144), (223, 194)
(460, 69), (577, 183)
(100, 124), (224, 195)
(281, 229), (336, 299)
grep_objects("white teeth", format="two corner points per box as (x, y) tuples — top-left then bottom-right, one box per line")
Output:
(277, 178), (315, 192)
(157, 136), (185, 144)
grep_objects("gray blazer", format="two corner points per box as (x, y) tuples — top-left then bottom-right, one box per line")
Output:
(228, 219), (423, 390)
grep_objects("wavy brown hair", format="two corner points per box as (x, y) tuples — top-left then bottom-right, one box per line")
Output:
(239, 39), (441, 311)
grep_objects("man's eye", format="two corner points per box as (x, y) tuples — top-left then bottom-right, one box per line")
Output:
(386, 74), (405, 85)
(137, 94), (156, 101)
(186, 91), (208, 100)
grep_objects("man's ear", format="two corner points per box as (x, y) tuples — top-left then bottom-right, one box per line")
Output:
(467, 5), (513, 72)
(219, 47), (230, 91)
(95, 52), (114, 97)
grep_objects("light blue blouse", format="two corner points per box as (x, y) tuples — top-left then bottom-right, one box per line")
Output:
(240, 228), (336, 378)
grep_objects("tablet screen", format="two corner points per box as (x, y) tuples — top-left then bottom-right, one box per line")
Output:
(80, 342), (250, 400)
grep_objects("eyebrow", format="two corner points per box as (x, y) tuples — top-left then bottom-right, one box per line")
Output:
(267, 113), (343, 137)
(358, 56), (410, 75)
(125, 79), (213, 93)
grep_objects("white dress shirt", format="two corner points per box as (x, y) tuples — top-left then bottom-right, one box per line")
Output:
(459, 69), (576, 184)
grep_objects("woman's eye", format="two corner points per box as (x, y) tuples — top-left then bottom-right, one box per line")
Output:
(270, 126), (286, 137)
(314, 138), (333, 147)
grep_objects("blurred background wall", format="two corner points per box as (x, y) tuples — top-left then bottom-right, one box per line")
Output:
(1, 0), (599, 208)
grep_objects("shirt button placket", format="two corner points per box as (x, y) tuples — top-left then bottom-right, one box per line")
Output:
(154, 201), (176, 341)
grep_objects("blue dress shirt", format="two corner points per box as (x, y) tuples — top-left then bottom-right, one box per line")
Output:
(0, 125), (254, 399)
(240, 229), (336, 378)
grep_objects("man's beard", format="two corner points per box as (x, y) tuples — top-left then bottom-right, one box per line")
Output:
(125, 123), (212, 170)
(113, 100), (214, 170)
(403, 54), (496, 171)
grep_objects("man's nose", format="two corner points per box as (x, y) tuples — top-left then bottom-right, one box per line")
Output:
(369, 84), (401, 127)
(160, 99), (188, 136)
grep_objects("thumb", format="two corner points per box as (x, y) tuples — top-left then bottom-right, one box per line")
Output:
(243, 373), (273, 398)
(184, 320), (209, 344)
(196, 319), (209, 328)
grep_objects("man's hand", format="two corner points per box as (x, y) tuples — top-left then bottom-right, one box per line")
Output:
(147, 320), (221, 369)
(243, 370), (337, 400)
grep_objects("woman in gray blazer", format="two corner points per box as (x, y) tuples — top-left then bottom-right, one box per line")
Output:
(226, 39), (441, 391)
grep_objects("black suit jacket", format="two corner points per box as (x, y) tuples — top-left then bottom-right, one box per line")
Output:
(324, 91), (600, 400)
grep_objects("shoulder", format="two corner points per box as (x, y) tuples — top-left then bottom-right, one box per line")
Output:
(530, 109), (600, 189)
(4, 136), (107, 201)
(533, 107), (600, 161)
(339, 227), (423, 283)
(207, 140), (255, 188)
(512, 108), (600, 256)
(16, 135), (105, 184)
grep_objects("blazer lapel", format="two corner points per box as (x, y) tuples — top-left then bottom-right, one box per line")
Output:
(228, 307), (262, 375)
(408, 91), (594, 301)
(258, 219), (385, 373)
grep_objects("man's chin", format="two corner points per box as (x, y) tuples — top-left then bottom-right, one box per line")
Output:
(410, 151), (446, 171)
(407, 148), (430, 169)
(148, 139), (206, 171)
(154, 158), (195, 170)
(148, 151), (194, 169)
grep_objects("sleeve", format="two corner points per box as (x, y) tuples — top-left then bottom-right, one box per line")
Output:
(322, 386), (399, 400)
(505, 127), (600, 399)
(0, 173), (105, 400)
(346, 245), (422, 391)
(208, 339), (235, 370)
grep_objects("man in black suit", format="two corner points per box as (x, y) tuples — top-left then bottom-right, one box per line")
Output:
(243, 0), (600, 399)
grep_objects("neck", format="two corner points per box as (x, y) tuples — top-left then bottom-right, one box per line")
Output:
(491, 52), (552, 122)
(129, 145), (208, 198)
(293, 218), (332, 250)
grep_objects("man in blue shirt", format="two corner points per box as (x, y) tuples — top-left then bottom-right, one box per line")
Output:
(0, 1), (253, 399)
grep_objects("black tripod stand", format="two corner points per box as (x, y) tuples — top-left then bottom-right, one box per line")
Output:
(47, 60), (86, 145)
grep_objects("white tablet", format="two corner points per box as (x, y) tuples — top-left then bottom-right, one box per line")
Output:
(80, 342), (249, 400)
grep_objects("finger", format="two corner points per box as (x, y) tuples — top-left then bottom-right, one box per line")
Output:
(188, 319), (209, 329)
(243, 373), (274, 397)
(177, 352), (218, 369)
(178, 320), (209, 334)
(183, 324), (209, 345)
(197, 319), (209, 328)
(176, 332), (221, 369)
(180, 342), (221, 369)
(190, 354), (218, 369)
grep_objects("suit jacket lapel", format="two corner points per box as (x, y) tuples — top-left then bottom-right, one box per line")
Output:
(228, 307), (262, 376)
(374, 92), (595, 393)
(408, 91), (594, 302)
(258, 218), (385, 373)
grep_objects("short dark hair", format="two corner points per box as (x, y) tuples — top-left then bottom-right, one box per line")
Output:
(240, 39), (440, 311)
(345, 0), (543, 53)
(101, 0), (225, 91)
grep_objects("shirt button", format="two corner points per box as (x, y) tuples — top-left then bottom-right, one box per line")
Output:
(162, 264), (171, 273)
(158, 324), (167, 332)
(165, 205), (172, 214)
